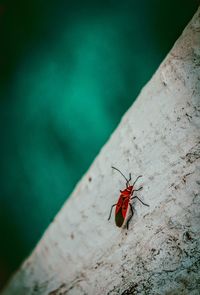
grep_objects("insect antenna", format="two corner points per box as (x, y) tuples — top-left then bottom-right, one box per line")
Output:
(111, 166), (129, 183)
(132, 175), (142, 186)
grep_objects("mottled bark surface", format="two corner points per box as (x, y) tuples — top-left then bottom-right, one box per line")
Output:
(2, 7), (200, 295)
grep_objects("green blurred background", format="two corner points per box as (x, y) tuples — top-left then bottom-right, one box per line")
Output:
(0, 0), (198, 289)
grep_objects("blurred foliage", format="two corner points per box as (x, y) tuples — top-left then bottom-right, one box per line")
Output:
(0, 0), (198, 288)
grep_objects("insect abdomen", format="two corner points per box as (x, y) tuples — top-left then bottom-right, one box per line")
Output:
(115, 208), (124, 227)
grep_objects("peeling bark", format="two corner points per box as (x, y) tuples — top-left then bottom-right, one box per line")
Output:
(2, 7), (200, 295)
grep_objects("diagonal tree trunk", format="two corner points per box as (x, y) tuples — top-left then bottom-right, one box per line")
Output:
(2, 7), (200, 295)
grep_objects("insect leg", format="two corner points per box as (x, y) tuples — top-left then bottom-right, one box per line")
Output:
(133, 186), (143, 193)
(131, 196), (149, 207)
(108, 204), (117, 220)
(126, 172), (132, 187)
(126, 203), (134, 230)
(129, 173), (132, 182)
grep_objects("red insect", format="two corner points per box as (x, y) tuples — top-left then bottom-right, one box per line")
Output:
(108, 166), (149, 229)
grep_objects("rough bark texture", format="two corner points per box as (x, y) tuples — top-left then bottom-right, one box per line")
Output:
(2, 8), (200, 295)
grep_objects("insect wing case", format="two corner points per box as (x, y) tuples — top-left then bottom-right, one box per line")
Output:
(115, 194), (129, 227)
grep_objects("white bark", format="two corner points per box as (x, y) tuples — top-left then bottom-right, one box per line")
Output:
(2, 8), (200, 295)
